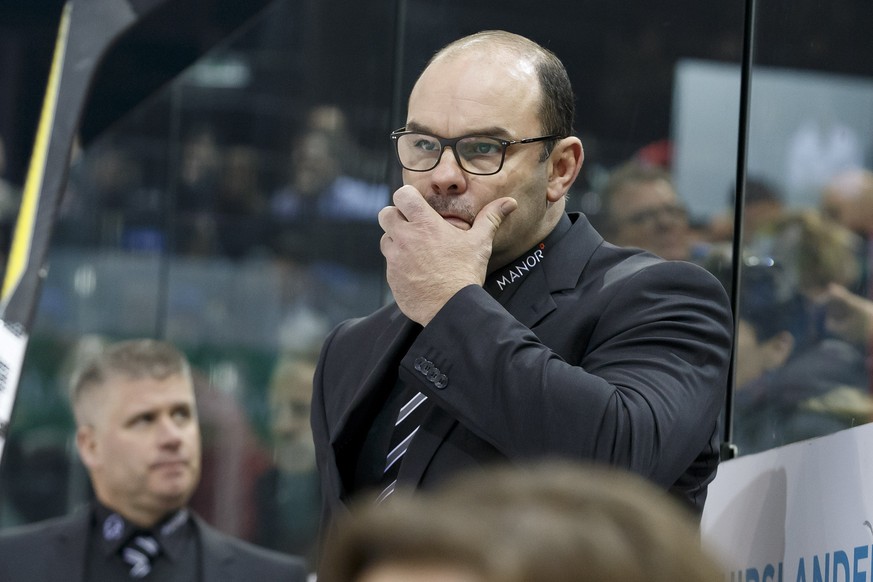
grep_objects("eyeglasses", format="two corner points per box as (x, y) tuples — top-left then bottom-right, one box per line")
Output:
(390, 128), (563, 176)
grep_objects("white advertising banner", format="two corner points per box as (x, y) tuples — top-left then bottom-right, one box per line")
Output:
(702, 423), (873, 582)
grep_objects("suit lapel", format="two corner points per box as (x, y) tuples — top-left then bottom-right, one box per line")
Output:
(330, 312), (421, 449)
(505, 213), (601, 328)
(397, 404), (457, 486)
(503, 265), (556, 328)
(196, 516), (236, 581)
(46, 511), (90, 582)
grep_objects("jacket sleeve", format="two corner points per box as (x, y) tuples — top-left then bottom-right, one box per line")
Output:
(401, 259), (733, 488)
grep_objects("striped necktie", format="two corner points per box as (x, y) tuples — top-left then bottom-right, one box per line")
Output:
(376, 388), (429, 503)
(121, 532), (161, 578)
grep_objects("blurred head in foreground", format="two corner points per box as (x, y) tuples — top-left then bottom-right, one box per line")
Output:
(318, 461), (724, 582)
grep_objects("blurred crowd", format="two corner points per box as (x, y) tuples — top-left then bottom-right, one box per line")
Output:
(2, 104), (873, 569)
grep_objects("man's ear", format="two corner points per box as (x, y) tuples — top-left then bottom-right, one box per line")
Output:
(546, 137), (584, 203)
(76, 425), (99, 470)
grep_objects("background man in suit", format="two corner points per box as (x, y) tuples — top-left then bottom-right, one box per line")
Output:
(311, 29), (733, 543)
(0, 338), (307, 581)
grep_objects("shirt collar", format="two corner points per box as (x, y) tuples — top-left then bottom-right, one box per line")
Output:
(93, 501), (192, 562)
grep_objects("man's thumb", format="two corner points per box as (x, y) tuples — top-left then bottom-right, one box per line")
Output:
(473, 197), (518, 236)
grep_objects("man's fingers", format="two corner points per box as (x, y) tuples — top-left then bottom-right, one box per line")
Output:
(379, 186), (428, 231)
(379, 231), (393, 255)
(377, 205), (398, 233)
(392, 185), (436, 223)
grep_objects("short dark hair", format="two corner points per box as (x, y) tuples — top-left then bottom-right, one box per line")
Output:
(600, 160), (676, 229)
(428, 30), (576, 159)
(70, 339), (191, 411)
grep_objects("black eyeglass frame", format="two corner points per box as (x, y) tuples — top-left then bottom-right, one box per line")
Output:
(389, 128), (564, 176)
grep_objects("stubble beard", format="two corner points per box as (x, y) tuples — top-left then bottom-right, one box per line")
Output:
(424, 194), (477, 226)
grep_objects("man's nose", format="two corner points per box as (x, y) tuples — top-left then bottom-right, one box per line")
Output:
(429, 146), (466, 192)
(156, 415), (184, 445)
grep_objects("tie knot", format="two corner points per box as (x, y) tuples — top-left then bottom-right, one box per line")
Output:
(121, 533), (161, 578)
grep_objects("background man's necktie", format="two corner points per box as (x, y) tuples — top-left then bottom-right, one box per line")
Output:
(121, 533), (160, 578)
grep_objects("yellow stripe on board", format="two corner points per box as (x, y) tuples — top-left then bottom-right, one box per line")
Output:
(0, 2), (73, 307)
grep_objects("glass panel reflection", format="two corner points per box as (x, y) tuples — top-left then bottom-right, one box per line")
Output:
(0, 0), (752, 566)
(734, 0), (873, 454)
(1, 0), (396, 569)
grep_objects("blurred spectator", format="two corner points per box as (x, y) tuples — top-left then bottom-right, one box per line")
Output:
(821, 168), (873, 237)
(175, 125), (223, 256)
(56, 137), (163, 251)
(823, 281), (873, 395)
(177, 125), (223, 214)
(824, 282), (873, 348)
(708, 177), (785, 244)
(255, 355), (321, 565)
(268, 106), (388, 240)
(732, 263), (801, 390)
(821, 168), (873, 297)
(215, 144), (268, 258)
(754, 209), (863, 357)
(318, 461), (724, 582)
(266, 106), (388, 319)
(736, 294), (872, 452)
(751, 209), (861, 308)
(188, 366), (272, 542)
(218, 145), (267, 217)
(738, 178), (785, 240)
(600, 159), (702, 261)
(731, 210), (873, 453)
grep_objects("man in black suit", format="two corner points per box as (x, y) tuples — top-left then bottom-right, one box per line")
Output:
(311, 30), (733, 536)
(0, 339), (307, 581)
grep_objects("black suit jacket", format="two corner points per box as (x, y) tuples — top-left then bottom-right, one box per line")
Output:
(312, 213), (733, 527)
(0, 507), (309, 581)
